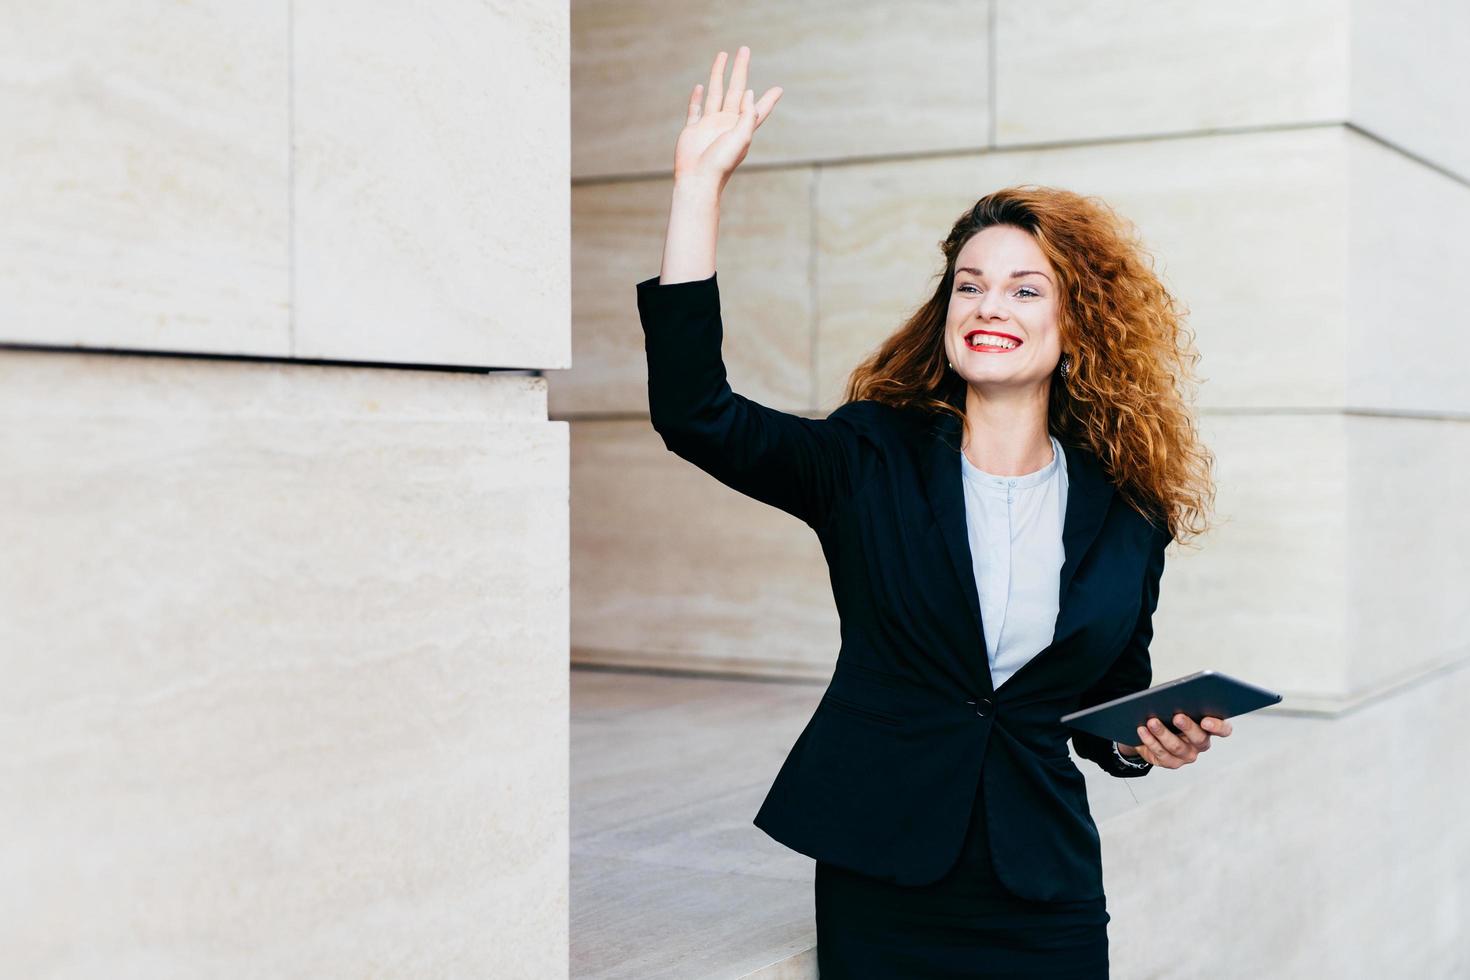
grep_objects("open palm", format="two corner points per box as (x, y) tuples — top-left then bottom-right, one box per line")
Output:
(674, 47), (783, 188)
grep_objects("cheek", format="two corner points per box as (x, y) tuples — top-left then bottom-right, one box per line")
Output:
(1030, 322), (1061, 349)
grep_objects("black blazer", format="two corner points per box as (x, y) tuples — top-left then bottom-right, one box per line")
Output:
(636, 271), (1172, 903)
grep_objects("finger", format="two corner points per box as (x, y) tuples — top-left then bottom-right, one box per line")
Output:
(753, 86), (782, 129)
(1147, 717), (1195, 761)
(1171, 713), (1211, 750)
(1135, 725), (1167, 766)
(687, 83), (703, 123)
(1137, 722), (1182, 767)
(740, 88), (757, 129)
(704, 51), (727, 115)
(724, 45), (750, 113)
(1203, 715), (1233, 737)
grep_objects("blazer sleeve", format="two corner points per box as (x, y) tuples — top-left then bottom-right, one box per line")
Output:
(636, 272), (884, 532)
(1070, 524), (1172, 778)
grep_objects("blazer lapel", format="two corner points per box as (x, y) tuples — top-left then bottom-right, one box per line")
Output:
(921, 411), (1115, 696)
(1051, 437), (1115, 644)
(921, 411), (988, 692)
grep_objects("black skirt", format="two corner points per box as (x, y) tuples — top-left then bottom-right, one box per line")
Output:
(814, 764), (1110, 979)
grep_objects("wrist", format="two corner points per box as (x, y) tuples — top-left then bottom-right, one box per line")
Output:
(661, 179), (723, 284)
(672, 176), (723, 202)
(1112, 741), (1151, 770)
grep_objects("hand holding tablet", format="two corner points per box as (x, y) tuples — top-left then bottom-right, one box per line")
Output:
(1130, 711), (1231, 767)
(1060, 670), (1282, 770)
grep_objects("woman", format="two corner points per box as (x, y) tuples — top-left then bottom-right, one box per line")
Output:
(636, 47), (1231, 978)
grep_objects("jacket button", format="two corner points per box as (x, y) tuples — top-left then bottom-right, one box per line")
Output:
(966, 698), (993, 718)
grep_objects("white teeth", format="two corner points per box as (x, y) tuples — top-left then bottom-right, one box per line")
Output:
(968, 334), (1017, 349)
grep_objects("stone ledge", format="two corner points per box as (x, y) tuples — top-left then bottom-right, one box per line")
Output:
(572, 659), (1468, 978)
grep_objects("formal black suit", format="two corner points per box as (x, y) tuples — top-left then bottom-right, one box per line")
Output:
(636, 271), (1171, 906)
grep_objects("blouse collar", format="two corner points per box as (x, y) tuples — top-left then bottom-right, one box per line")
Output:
(960, 434), (1063, 491)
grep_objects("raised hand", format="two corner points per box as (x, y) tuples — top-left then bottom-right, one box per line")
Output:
(673, 47), (783, 191)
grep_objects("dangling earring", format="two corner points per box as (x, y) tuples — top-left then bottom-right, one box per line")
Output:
(947, 360), (954, 371)
(1058, 353), (1072, 378)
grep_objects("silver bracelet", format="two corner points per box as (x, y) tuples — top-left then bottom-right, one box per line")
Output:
(1112, 741), (1152, 770)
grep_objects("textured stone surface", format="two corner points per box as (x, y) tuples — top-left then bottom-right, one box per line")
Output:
(1105, 657), (1469, 979)
(571, 418), (836, 677)
(0, 2), (568, 369)
(571, 670), (829, 980)
(993, 0), (1349, 146)
(1345, 416), (1470, 695)
(1346, 132), (1470, 416)
(0, 350), (568, 977)
(294, 0), (569, 368)
(559, 169), (814, 417)
(571, 666), (1467, 978)
(0, 2), (291, 354)
(573, 0), (1469, 186)
(1176, 411), (1470, 703)
(571, 0), (992, 179)
(1351, 0), (1470, 183)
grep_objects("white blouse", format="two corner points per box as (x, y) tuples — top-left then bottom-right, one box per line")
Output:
(959, 434), (1068, 692)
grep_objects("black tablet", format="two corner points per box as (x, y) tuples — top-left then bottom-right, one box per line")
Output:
(1059, 670), (1282, 746)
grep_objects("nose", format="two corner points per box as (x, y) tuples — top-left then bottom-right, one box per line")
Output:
(976, 288), (1007, 320)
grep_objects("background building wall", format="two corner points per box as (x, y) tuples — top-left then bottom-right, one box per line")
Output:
(564, 0), (1470, 709)
(0, 2), (569, 975)
(564, 0), (1468, 974)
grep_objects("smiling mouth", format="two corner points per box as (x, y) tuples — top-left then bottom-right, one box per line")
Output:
(964, 330), (1022, 352)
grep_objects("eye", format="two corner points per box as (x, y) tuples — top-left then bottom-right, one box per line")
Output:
(956, 283), (1041, 298)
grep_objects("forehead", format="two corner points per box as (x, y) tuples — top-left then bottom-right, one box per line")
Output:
(955, 224), (1050, 269)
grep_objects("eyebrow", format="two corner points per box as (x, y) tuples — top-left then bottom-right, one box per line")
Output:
(955, 266), (1052, 283)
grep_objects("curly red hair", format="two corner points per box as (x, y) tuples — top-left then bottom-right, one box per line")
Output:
(842, 184), (1215, 545)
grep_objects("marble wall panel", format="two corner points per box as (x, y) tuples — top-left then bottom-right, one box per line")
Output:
(1351, 0), (1470, 184)
(993, 0), (1348, 147)
(1104, 656), (1470, 978)
(0, 2), (290, 354)
(0, 351), (567, 977)
(1156, 410), (1469, 706)
(568, 0), (1469, 189)
(570, 418), (838, 678)
(1159, 413), (1352, 702)
(570, 0), (993, 180)
(557, 168), (815, 417)
(815, 127), (1349, 412)
(1347, 414), (1470, 696)
(293, 0), (569, 369)
(996, 0), (1470, 186)
(1347, 131), (1470, 416)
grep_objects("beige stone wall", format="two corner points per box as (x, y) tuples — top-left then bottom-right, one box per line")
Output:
(1, 2), (568, 975)
(565, 1), (1470, 715)
(559, 2), (1470, 975)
